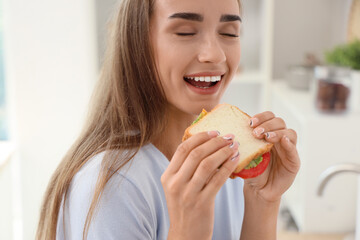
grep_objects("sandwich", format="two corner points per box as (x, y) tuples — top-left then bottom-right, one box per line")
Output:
(183, 103), (273, 179)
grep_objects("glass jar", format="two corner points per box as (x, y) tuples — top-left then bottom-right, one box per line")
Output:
(313, 66), (352, 113)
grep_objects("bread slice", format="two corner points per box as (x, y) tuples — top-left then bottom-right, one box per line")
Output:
(183, 103), (273, 173)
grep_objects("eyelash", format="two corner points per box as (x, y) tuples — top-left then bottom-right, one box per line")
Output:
(176, 33), (196, 36)
(221, 33), (239, 38)
(176, 33), (239, 38)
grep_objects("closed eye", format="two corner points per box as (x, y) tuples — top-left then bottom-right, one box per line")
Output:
(221, 33), (239, 38)
(176, 32), (196, 36)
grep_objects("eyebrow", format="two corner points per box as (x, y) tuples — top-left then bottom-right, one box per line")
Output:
(220, 14), (242, 22)
(169, 12), (203, 21)
(168, 12), (242, 22)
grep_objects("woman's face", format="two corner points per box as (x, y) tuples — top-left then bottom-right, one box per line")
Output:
(150, 0), (241, 116)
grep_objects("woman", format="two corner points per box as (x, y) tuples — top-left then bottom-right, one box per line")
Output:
(37, 0), (300, 239)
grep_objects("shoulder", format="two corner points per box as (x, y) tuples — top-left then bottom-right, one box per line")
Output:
(118, 143), (169, 180)
(59, 144), (169, 239)
(70, 143), (169, 201)
(73, 143), (168, 188)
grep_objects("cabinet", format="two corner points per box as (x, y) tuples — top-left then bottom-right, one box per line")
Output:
(271, 81), (359, 233)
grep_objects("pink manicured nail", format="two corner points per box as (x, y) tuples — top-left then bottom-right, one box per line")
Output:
(231, 152), (240, 161)
(223, 134), (235, 141)
(253, 127), (265, 136)
(208, 131), (220, 137)
(250, 118), (259, 127)
(265, 132), (276, 139)
(229, 141), (240, 149)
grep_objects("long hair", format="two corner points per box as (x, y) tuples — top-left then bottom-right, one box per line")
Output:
(36, 0), (242, 239)
(36, 0), (166, 239)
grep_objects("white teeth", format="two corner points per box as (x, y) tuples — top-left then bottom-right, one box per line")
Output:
(213, 76), (221, 81)
(185, 75), (222, 82)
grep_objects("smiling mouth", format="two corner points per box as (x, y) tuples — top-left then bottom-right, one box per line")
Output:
(183, 75), (223, 89)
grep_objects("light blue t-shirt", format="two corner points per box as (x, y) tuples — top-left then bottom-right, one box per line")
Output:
(57, 144), (244, 240)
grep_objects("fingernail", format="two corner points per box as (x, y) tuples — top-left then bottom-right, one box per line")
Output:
(253, 127), (265, 136)
(208, 131), (220, 137)
(265, 132), (276, 139)
(250, 118), (259, 127)
(284, 135), (290, 143)
(223, 134), (235, 141)
(229, 141), (240, 149)
(231, 151), (240, 161)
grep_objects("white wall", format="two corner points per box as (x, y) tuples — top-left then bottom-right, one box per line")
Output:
(95, 0), (119, 67)
(239, 0), (263, 72)
(273, 0), (352, 79)
(3, 0), (98, 239)
(0, 159), (13, 240)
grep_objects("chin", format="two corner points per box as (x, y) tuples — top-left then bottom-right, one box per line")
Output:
(188, 101), (221, 115)
(200, 103), (218, 112)
(167, 95), (223, 117)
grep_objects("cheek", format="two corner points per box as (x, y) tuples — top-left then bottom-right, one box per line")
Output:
(155, 38), (175, 66)
(152, 39), (175, 84)
(227, 43), (241, 69)
(156, 40), (195, 80)
(160, 40), (195, 63)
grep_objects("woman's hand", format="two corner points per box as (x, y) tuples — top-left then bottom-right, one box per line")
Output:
(161, 131), (240, 240)
(246, 111), (301, 203)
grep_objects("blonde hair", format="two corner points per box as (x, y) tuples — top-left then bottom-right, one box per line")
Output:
(36, 0), (242, 239)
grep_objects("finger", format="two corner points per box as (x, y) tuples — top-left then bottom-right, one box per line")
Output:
(249, 111), (276, 128)
(177, 134), (235, 181)
(279, 135), (301, 174)
(202, 151), (241, 197)
(252, 117), (287, 138)
(166, 131), (220, 174)
(189, 141), (239, 193)
(264, 129), (297, 145)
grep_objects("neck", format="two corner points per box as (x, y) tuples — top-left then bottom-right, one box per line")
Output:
(153, 106), (196, 161)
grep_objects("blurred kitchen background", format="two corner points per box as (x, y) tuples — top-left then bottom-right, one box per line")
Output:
(0, 0), (360, 239)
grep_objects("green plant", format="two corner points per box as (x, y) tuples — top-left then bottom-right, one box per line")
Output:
(325, 40), (360, 70)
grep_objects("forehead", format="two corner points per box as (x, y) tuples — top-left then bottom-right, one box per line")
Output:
(153, 0), (240, 17)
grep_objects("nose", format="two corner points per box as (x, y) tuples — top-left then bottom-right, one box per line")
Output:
(197, 35), (226, 64)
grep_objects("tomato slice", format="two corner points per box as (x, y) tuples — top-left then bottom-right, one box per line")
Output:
(232, 152), (271, 179)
